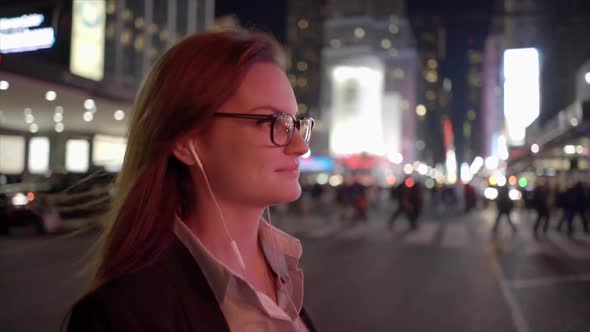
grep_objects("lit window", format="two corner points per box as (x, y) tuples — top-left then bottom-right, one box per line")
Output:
(66, 139), (89, 173)
(468, 50), (483, 63)
(28, 137), (50, 174)
(425, 70), (438, 83)
(159, 29), (169, 41)
(381, 38), (392, 49)
(421, 32), (435, 42)
(443, 78), (452, 91)
(93, 135), (126, 172)
(416, 140), (425, 151)
(463, 122), (471, 139)
(107, 0), (116, 15)
(148, 47), (158, 59)
(106, 23), (115, 39)
(296, 61), (308, 71)
(123, 9), (133, 22)
(297, 19), (309, 30)
(330, 39), (341, 48)
(392, 68), (405, 79)
(149, 23), (158, 34)
(467, 110), (476, 121)
(354, 27), (365, 39)
(297, 77), (308, 88)
(468, 71), (481, 87)
(388, 24), (399, 34)
(0, 135), (25, 174)
(134, 34), (144, 51)
(426, 90), (436, 101)
(427, 58), (438, 69)
(120, 29), (132, 45)
(134, 17), (144, 29)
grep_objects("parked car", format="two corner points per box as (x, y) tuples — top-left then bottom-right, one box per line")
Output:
(0, 183), (62, 235)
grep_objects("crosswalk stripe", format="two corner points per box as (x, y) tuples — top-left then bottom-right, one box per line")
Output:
(306, 222), (344, 238)
(290, 215), (590, 260)
(547, 232), (590, 259)
(365, 227), (394, 241)
(335, 224), (368, 239)
(441, 223), (468, 248)
(574, 233), (590, 245)
(403, 223), (438, 246)
(524, 238), (555, 256)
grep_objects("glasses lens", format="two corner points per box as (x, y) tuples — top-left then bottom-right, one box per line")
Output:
(273, 114), (294, 146)
(299, 118), (313, 144)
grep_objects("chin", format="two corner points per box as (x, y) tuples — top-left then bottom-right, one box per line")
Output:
(267, 183), (302, 205)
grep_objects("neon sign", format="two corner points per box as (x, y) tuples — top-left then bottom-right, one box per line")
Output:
(0, 13), (55, 53)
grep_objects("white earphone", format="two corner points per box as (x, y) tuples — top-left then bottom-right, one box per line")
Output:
(187, 140), (246, 273)
(185, 139), (295, 308)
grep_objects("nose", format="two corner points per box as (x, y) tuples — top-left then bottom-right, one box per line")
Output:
(285, 129), (309, 156)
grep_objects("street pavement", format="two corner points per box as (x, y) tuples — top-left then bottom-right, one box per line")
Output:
(1, 207), (590, 332)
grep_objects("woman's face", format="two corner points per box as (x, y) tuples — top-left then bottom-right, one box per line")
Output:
(194, 62), (309, 207)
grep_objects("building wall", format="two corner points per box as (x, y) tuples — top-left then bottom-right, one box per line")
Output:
(285, 0), (324, 119)
(407, 13), (449, 165)
(104, 0), (213, 90)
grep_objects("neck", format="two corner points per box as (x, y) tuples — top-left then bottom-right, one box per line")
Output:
(183, 192), (265, 274)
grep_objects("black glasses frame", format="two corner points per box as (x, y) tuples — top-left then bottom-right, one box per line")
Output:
(213, 112), (314, 147)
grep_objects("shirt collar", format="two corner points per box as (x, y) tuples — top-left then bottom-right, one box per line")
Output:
(173, 217), (304, 316)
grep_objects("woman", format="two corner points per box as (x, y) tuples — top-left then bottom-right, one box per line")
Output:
(66, 30), (316, 331)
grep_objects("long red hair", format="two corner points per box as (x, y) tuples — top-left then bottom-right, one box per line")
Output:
(85, 30), (285, 292)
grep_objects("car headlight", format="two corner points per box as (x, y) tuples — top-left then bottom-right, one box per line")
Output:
(11, 193), (29, 206)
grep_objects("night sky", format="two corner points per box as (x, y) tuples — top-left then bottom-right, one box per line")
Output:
(215, 0), (286, 43)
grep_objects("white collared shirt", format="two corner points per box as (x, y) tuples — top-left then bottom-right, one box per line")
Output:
(174, 218), (309, 332)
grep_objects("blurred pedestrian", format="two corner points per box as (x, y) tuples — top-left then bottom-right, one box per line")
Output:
(66, 31), (317, 332)
(532, 181), (550, 236)
(493, 185), (517, 234)
(463, 182), (476, 213)
(389, 177), (418, 230)
(336, 177), (355, 222)
(351, 179), (369, 223)
(560, 181), (590, 235)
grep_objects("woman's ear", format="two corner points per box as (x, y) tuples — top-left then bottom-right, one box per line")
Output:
(172, 138), (197, 166)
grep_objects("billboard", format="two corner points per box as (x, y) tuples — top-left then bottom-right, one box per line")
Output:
(70, 0), (106, 81)
(329, 63), (385, 156)
(503, 48), (540, 146)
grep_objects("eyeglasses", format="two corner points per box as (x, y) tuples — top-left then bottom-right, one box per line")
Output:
(213, 112), (314, 147)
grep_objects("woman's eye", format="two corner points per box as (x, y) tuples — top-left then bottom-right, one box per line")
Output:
(255, 120), (273, 130)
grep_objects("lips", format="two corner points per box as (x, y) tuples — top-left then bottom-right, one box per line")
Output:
(275, 163), (300, 172)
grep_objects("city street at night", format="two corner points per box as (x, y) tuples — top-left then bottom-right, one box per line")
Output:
(2, 208), (590, 332)
(2, 1), (590, 331)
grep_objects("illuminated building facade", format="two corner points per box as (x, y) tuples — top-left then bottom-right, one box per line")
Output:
(0, 0), (212, 177)
(320, 0), (417, 161)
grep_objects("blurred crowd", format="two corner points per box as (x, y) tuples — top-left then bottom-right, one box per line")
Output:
(275, 175), (590, 238)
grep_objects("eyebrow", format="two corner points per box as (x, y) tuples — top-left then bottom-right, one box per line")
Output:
(247, 105), (300, 117)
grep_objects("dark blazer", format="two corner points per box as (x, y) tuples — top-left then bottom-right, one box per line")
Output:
(67, 238), (317, 332)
